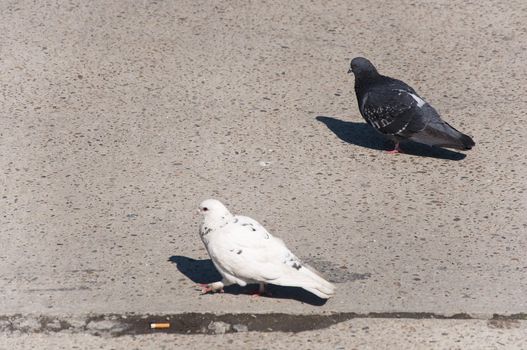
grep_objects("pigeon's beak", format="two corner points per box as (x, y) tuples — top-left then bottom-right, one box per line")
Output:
(347, 68), (353, 74)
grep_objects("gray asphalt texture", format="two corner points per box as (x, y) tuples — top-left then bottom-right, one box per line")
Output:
(2, 319), (527, 350)
(1, 0), (527, 347)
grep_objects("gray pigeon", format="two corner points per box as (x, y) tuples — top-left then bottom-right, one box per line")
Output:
(348, 57), (475, 153)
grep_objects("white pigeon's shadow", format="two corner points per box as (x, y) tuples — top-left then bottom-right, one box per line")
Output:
(169, 255), (329, 306)
(169, 255), (222, 284)
(316, 116), (467, 161)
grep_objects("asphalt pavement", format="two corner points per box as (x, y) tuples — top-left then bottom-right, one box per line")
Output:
(1, 0), (526, 348)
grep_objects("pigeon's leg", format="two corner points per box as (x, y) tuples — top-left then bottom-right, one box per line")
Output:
(386, 142), (401, 154)
(198, 280), (226, 294)
(251, 283), (272, 297)
(250, 283), (264, 298)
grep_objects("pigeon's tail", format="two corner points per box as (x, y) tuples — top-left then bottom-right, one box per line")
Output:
(410, 121), (475, 150)
(275, 263), (336, 299)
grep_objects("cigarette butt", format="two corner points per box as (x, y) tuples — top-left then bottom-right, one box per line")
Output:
(150, 322), (170, 329)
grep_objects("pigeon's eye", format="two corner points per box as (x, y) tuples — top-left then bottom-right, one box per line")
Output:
(202, 207), (208, 212)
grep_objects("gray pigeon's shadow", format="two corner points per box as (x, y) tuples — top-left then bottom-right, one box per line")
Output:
(316, 116), (467, 161)
(169, 256), (327, 306)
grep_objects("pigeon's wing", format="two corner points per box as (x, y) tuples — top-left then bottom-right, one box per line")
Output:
(210, 216), (335, 298)
(360, 87), (429, 137)
(362, 88), (475, 149)
(208, 216), (293, 282)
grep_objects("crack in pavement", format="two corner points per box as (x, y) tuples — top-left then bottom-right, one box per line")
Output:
(1, 312), (526, 336)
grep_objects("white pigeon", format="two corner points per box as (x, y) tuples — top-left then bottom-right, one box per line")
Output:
(197, 199), (336, 299)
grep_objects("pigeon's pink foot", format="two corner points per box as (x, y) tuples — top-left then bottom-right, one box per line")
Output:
(198, 283), (213, 294)
(198, 283), (224, 294)
(249, 288), (265, 298)
(386, 143), (401, 154)
(250, 291), (272, 298)
(250, 284), (271, 298)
